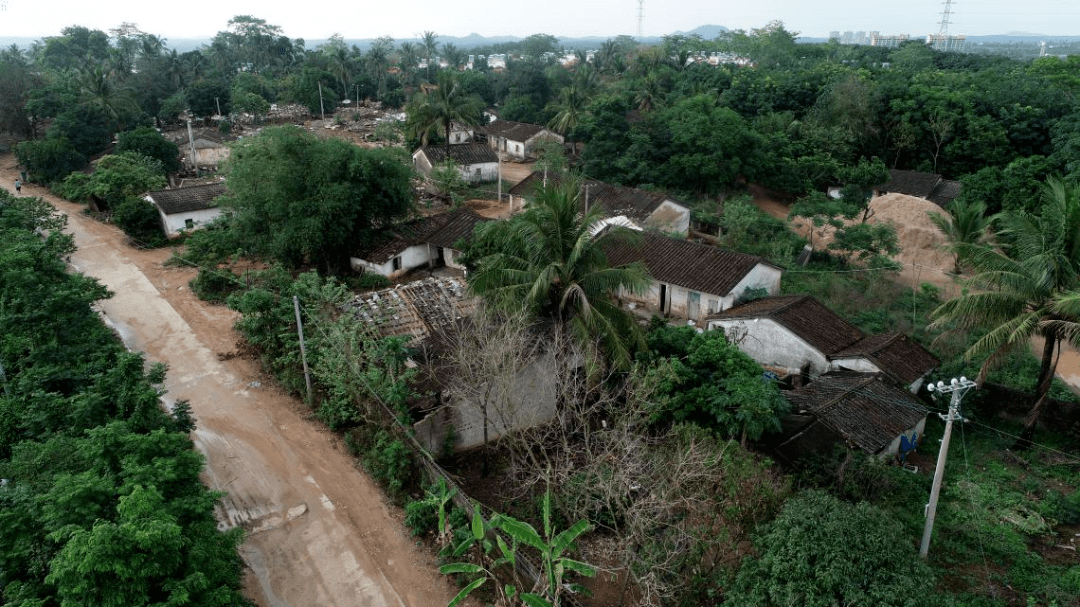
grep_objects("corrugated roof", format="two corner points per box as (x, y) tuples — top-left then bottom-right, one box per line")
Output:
(709, 295), (865, 355)
(603, 231), (777, 297)
(831, 332), (939, 386)
(783, 373), (928, 455)
(508, 172), (687, 223)
(347, 277), (479, 343)
(353, 209), (489, 264)
(419, 142), (499, 166)
(480, 119), (549, 142)
(147, 183), (226, 215)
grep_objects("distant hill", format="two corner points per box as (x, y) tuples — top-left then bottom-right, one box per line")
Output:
(2, 27), (1077, 54)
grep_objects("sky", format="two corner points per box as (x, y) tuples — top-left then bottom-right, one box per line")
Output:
(1, 0), (1077, 43)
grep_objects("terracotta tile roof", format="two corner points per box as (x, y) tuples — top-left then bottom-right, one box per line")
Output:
(347, 277), (479, 343)
(147, 183), (226, 215)
(783, 373), (929, 455)
(831, 332), (939, 386)
(480, 119), (549, 142)
(427, 210), (490, 249)
(353, 209), (488, 264)
(708, 295), (865, 355)
(418, 142), (499, 166)
(603, 231), (778, 297)
(508, 172), (687, 223)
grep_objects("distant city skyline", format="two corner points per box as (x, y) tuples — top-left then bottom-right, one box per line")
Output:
(2, 0), (1077, 44)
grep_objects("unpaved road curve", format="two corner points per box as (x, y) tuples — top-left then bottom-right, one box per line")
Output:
(1, 155), (461, 607)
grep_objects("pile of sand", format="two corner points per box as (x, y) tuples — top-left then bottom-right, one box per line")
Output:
(867, 193), (954, 276)
(788, 193), (958, 292)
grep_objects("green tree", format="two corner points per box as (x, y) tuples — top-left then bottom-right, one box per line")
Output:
(405, 70), (484, 154)
(468, 177), (650, 368)
(115, 126), (181, 173)
(220, 125), (413, 273)
(927, 198), (992, 274)
(930, 177), (1080, 445)
(14, 137), (86, 184)
(726, 490), (935, 607)
(647, 325), (789, 445)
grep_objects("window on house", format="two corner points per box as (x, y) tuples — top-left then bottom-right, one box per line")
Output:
(707, 299), (719, 314)
(475, 167), (482, 179)
(184, 218), (195, 229)
(392, 256), (402, 271)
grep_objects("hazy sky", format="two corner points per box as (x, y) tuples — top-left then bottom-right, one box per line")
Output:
(1, 0), (1077, 42)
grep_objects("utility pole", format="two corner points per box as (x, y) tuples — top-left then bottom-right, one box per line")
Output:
(920, 376), (976, 558)
(215, 96), (222, 118)
(318, 82), (325, 120)
(293, 296), (313, 405)
(185, 119), (197, 175)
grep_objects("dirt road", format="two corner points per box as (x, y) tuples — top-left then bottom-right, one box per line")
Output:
(1, 155), (461, 607)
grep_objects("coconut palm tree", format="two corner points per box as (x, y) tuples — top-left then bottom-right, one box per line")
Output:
(405, 70), (484, 154)
(930, 177), (1080, 446)
(469, 176), (650, 368)
(421, 31), (438, 77)
(927, 198), (992, 274)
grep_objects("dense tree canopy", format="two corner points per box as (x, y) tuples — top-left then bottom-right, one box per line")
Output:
(219, 125), (414, 272)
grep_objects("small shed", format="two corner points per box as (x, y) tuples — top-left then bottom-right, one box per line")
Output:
(772, 373), (929, 461)
(413, 143), (499, 183)
(145, 183), (226, 238)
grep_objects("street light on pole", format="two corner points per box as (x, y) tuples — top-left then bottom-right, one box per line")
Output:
(920, 376), (976, 558)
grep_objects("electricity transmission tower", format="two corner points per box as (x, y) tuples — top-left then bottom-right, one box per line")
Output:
(932, 0), (956, 51)
(637, 0), (645, 37)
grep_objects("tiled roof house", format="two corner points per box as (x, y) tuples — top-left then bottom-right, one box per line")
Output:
(706, 294), (938, 391)
(509, 172), (691, 236)
(603, 231), (783, 321)
(350, 209), (490, 278)
(479, 120), (563, 160)
(413, 143), (500, 183)
(145, 183), (226, 238)
(876, 169), (962, 208)
(771, 372), (929, 461)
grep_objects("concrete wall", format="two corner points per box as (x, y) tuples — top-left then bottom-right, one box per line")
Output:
(456, 161), (499, 183)
(350, 244), (431, 278)
(727, 264), (783, 301)
(644, 200), (691, 236)
(157, 207), (222, 239)
(444, 247), (467, 271)
(414, 351), (559, 453)
(706, 317), (831, 376)
(879, 416), (926, 459)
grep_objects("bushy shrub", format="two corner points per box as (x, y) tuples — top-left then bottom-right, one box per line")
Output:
(112, 195), (166, 247)
(726, 490), (939, 607)
(14, 137), (86, 184)
(404, 498), (437, 537)
(189, 267), (241, 304)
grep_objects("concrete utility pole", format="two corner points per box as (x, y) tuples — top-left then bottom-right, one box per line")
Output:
(293, 296), (313, 405)
(920, 376), (976, 558)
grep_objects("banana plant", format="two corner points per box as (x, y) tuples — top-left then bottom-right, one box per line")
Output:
(440, 503), (519, 607)
(493, 491), (596, 607)
(424, 477), (457, 550)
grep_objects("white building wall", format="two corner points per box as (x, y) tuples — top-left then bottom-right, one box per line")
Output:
(157, 207), (223, 238)
(444, 248), (467, 271)
(706, 318), (831, 376)
(349, 244), (432, 279)
(456, 161), (499, 183)
(644, 200), (691, 236)
(727, 264), (783, 300)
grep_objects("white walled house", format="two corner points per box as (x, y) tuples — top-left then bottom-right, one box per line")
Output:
(705, 294), (938, 391)
(509, 172), (691, 236)
(350, 209), (489, 279)
(480, 120), (564, 160)
(145, 183), (226, 238)
(413, 143), (499, 183)
(603, 231), (783, 322)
